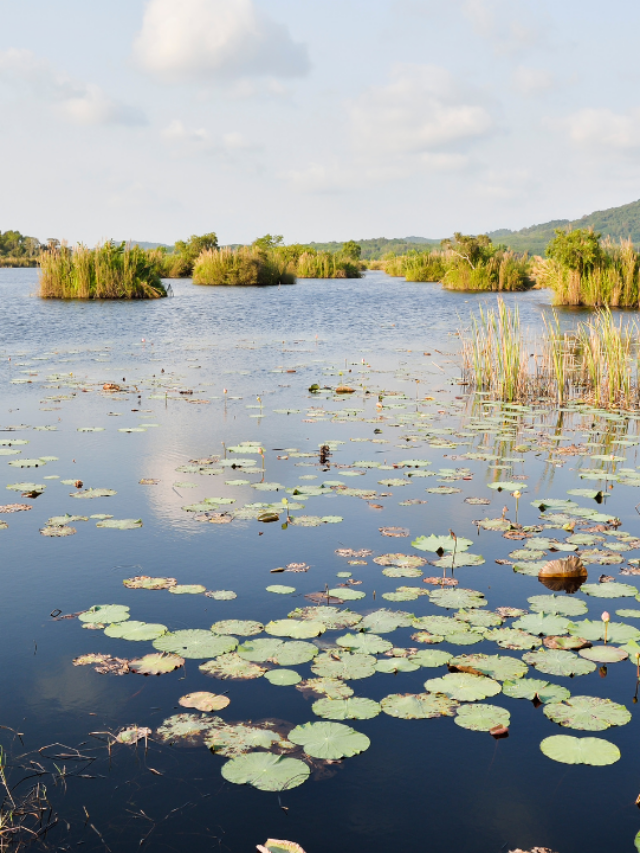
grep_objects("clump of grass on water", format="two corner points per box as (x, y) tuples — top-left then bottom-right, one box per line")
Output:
(39, 242), (167, 300)
(192, 246), (296, 287)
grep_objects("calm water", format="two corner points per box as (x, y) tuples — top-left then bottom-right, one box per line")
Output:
(1, 269), (640, 853)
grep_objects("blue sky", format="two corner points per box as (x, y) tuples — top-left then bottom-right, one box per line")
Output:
(1, 0), (639, 245)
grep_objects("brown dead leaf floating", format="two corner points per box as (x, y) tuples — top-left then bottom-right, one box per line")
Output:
(0, 504), (32, 513)
(379, 527), (410, 538)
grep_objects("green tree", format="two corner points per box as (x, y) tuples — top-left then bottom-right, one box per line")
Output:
(546, 227), (603, 276)
(341, 240), (362, 260)
(441, 232), (494, 268)
(252, 234), (284, 252)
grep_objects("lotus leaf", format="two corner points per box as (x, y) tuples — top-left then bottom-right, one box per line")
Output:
(129, 653), (184, 675)
(455, 610), (503, 628)
(206, 590), (237, 600)
(328, 588), (366, 601)
(153, 630), (238, 659)
(156, 713), (218, 744)
(522, 648), (596, 677)
(288, 606), (362, 630)
(485, 628), (541, 650)
(450, 653), (528, 681)
(381, 692), (459, 719)
(424, 672), (501, 701)
(6, 482), (45, 493)
(579, 646), (628, 663)
(376, 657), (420, 673)
(104, 621), (167, 641)
(265, 669), (302, 686)
(527, 594), (588, 617)
(221, 752), (309, 791)
(543, 695), (631, 731)
(382, 566), (423, 578)
(408, 649), (453, 667)
(336, 633), (392, 654)
(413, 615), (458, 633)
(297, 677), (354, 699)
(200, 653), (266, 680)
(488, 481), (525, 492)
(567, 620), (640, 643)
(360, 610), (414, 633)
(429, 588), (487, 610)
(97, 518), (142, 530)
(267, 585), (296, 595)
(265, 619), (326, 639)
(312, 697), (381, 720)
(237, 638), (285, 662)
(540, 734), (620, 766)
(123, 576), (177, 590)
(512, 613), (571, 636)
(211, 620), (263, 636)
(311, 651), (377, 680)
(616, 609), (640, 618)
(502, 678), (570, 703)
(71, 488), (116, 499)
(179, 692), (230, 711)
(475, 518), (512, 531)
(454, 703), (510, 732)
(79, 604), (130, 624)
(411, 534), (473, 553)
(373, 554), (427, 568)
(288, 721), (370, 760)
(580, 582), (638, 598)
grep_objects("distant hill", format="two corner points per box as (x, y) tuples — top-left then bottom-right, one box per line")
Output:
(488, 198), (640, 256)
(129, 240), (172, 250)
(307, 237), (440, 260)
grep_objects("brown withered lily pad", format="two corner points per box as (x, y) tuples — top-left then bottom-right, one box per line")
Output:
(422, 577), (459, 586)
(379, 527), (410, 538)
(123, 576), (177, 590)
(117, 726), (152, 744)
(544, 635), (591, 651)
(139, 478), (160, 485)
(335, 549), (373, 558)
(40, 525), (76, 537)
(73, 653), (130, 675)
(0, 504), (32, 513)
(179, 692), (230, 712)
(129, 653), (185, 675)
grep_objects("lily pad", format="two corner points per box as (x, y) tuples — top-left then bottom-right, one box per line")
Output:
(336, 633), (392, 654)
(297, 678), (354, 699)
(311, 652), (377, 680)
(527, 594), (588, 617)
(169, 584), (207, 595)
(211, 620), (263, 636)
(522, 648), (596, 677)
(221, 752), (310, 791)
(580, 582), (637, 598)
(448, 653), (528, 681)
(424, 672), (501, 701)
(412, 534), (473, 553)
(288, 721), (370, 760)
(79, 604), (130, 625)
(266, 585), (296, 595)
(96, 518), (142, 530)
(512, 613), (571, 636)
(179, 692), (230, 711)
(289, 606), (362, 630)
(123, 576), (177, 590)
(199, 653), (266, 680)
(104, 621), (167, 641)
(408, 649), (453, 668)
(312, 697), (381, 720)
(129, 652), (184, 675)
(156, 713), (217, 744)
(265, 669), (302, 686)
(153, 630), (238, 659)
(454, 703), (510, 732)
(485, 628), (541, 650)
(540, 734), (620, 766)
(361, 610), (414, 633)
(429, 588), (487, 610)
(265, 619), (326, 639)
(579, 646), (628, 663)
(206, 590), (237, 600)
(543, 695), (631, 731)
(376, 657), (420, 673)
(381, 692), (459, 719)
(502, 678), (570, 703)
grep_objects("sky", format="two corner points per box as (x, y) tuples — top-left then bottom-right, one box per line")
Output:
(1, 0), (640, 246)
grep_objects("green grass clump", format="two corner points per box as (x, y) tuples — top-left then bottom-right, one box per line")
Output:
(192, 247), (296, 287)
(39, 242), (167, 300)
(295, 251), (362, 279)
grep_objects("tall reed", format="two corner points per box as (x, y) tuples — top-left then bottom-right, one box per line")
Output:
(295, 251), (362, 279)
(192, 247), (296, 286)
(38, 242), (167, 300)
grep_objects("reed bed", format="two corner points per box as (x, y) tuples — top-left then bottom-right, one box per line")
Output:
(192, 247), (296, 286)
(461, 300), (640, 407)
(39, 243), (167, 300)
(295, 251), (362, 279)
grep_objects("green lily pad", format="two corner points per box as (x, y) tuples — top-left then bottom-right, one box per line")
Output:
(373, 554), (427, 568)
(336, 633), (392, 654)
(328, 588), (366, 601)
(156, 713), (217, 744)
(265, 619), (326, 639)
(568, 620), (640, 643)
(485, 628), (541, 650)
(411, 534), (473, 553)
(199, 653), (266, 680)
(361, 610), (414, 633)
(540, 734), (620, 766)
(376, 657), (420, 673)
(79, 604), (130, 624)
(312, 697), (381, 720)
(512, 613), (571, 636)
(408, 650), (453, 668)
(96, 518), (142, 530)
(429, 588), (487, 610)
(129, 652), (184, 675)
(454, 703), (510, 732)
(265, 669), (302, 686)
(381, 692), (459, 719)
(431, 553), (486, 569)
(449, 653), (528, 681)
(579, 646), (628, 663)
(502, 678), (570, 703)
(211, 620), (263, 636)
(424, 672), (501, 701)
(543, 695), (631, 731)
(382, 566), (424, 578)
(266, 585), (296, 595)
(527, 595), (588, 617)
(456, 610), (503, 628)
(311, 652), (377, 680)
(288, 721), (370, 760)
(6, 482), (45, 493)
(104, 621), (167, 641)
(153, 630), (238, 659)
(522, 648), (596, 677)
(487, 481), (526, 492)
(169, 584), (207, 595)
(580, 582), (638, 598)
(206, 590), (237, 600)
(221, 752), (310, 791)
(288, 606), (362, 630)
(178, 692), (230, 711)
(72, 488), (117, 499)
(297, 677), (354, 699)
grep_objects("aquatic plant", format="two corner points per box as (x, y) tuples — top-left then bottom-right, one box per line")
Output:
(38, 242), (167, 300)
(295, 250), (362, 279)
(192, 246), (296, 286)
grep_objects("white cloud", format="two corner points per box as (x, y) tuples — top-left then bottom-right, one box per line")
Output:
(563, 108), (640, 151)
(350, 64), (494, 157)
(133, 0), (310, 84)
(513, 65), (555, 96)
(161, 120), (262, 156)
(0, 48), (145, 126)
(462, 0), (540, 53)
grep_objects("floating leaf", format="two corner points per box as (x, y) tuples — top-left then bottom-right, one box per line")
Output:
(129, 653), (184, 675)
(361, 610), (414, 633)
(328, 588), (366, 601)
(454, 703), (510, 732)
(72, 488), (116, 499)
(579, 646), (628, 663)
(429, 588), (487, 610)
(381, 693), (458, 719)
(424, 673), (501, 701)
(289, 606), (362, 630)
(221, 752), (310, 791)
(156, 713), (218, 744)
(265, 619), (326, 639)
(580, 582), (638, 598)
(205, 590), (237, 600)
(288, 721), (370, 760)
(179, 692), (230, 711)
(527, 594), (588, 617)
(311, 652), (377, 680)
(568, 620), (640, 643)
(373, 554), (427, 568)
(153, 630), (238, 659)
(543, 696), (631, 731)
(104, 621), (167, 641)
(502, 678), (570, 704)
(96, 518), (142, 530)
(123, 576), (177, 590)
(411, 534), (473, 553)
(512, 613), (571, 636)
(449, 653), (528, 681)
(169, 584), (206, 595)
(199, 653), (266, 680)
(265, 669), (302, 686)
(79, 604), (130, 625)
(211, 620), (263, 636)
(485, 628), (541, 650)
(312, 697), (381, 720)
(376, 657), (420, 673)
(522, 648), (596, 677)
(408, 649), (453, 668)
(297, 678), (354, 699)
(540, 735), (620, 766)
(336, 633), (392, 654)
(266, 585), (296, 595)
